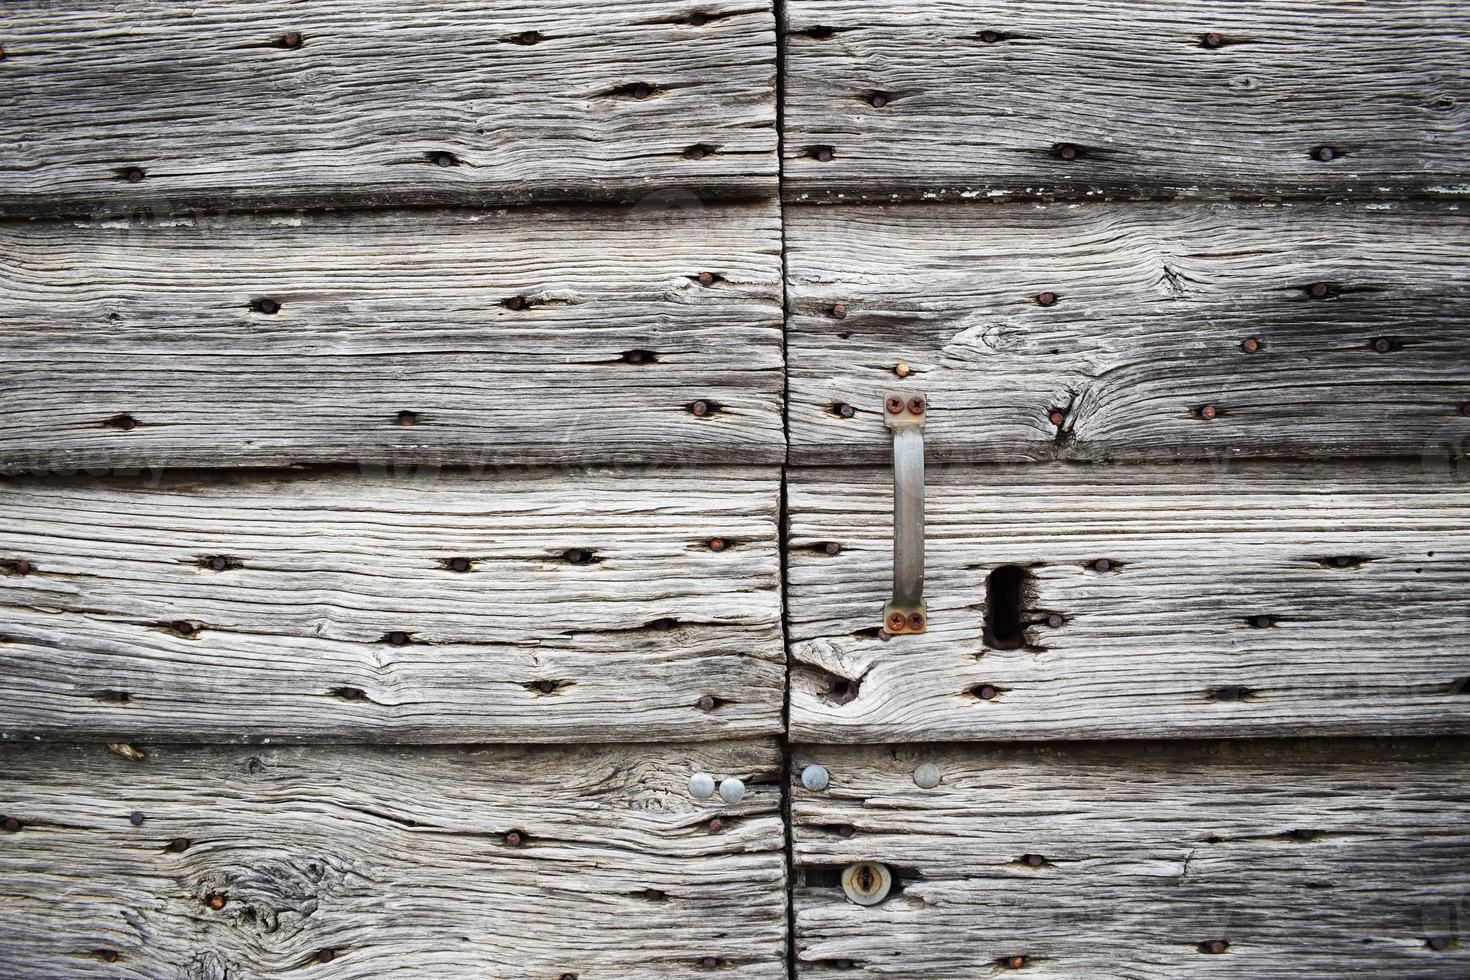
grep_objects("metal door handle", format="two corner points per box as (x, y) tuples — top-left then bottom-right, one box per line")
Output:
(884, 392), (926, 634)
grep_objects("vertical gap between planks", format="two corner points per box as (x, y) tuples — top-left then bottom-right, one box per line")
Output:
(772, 0), (798, 974)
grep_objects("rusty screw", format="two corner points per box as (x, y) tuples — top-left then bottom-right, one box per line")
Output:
(1241, 337), (1260, 354)
(907, 395), (926, 414)
(907, 612), (925, 631)
(691, 400), (711, 417)
(101, 950), (119, 963)
(885, 395), (905, 415)
(831, 303), (848, 319)
(1308, 281), (1331, 298)
(129, 810), (144, 826)
(702, 957), (719, 969)
(280, 32), (303, 48)
(1046, 613), (1064, 628)
(207, 895), (226, 911)
(1048, 410), (1065, 427)
(1056, 144), (1078, 161)
(1036, 291), (1057, 306)
(1370, 337), (1392, 353)
(1199, 405), (1218, 420)
(887, 611), (907, 632)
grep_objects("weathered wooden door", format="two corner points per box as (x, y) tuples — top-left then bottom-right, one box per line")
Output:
(2, 1), (1469, 977)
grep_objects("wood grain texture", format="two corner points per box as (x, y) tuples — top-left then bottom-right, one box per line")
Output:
(0, 202), (785, 472)
(787, 461), (1470, 743)
(786, 200), (1470, 464)
(791, 739), (1470, 978)
(0, 739), (786, 978)
(782, 0), (1470, 201)
(0, 467), (783, 743)
(0, 0), (777, 216)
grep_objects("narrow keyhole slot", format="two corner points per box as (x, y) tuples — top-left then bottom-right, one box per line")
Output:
(984, 565), (1028, 650)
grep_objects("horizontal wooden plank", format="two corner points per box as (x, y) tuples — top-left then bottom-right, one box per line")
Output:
(782, 0), (1470, 201)
(786, 201), (1470, 463)
(0, 467), (783, 743)
(0, 739), (786, 978)
(787, 461), (1470, 742)
(0, 0), (777, 216)
(0, 203), (785, 471)
(792, 739), (1470, 977)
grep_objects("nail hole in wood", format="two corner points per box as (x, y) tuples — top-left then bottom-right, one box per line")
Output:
(275, 32), (303, 49)
(200, 555), (239, 572)
(90, 689), (131, 704)
(1208, 685), (1253, 702)
(525, 679), (571, 696)
(103, 413), (140, 431)
(251, 298), (281, 314)
(1053, 142), (1081, 161)
(444, 557), (473, 573)
(792, 25), (836, 40)
(621, 349), (658, 364)
(984, 565), (1030, 650)
(1245, 614), (1277, 629)
(1310, 145), (1340, 162)
(117, 167), (146, 183)
(562, 548), (598, 565)
(505, 30), (542, 45)
(382, 631), (412, 646)
(330, 686), (369, 701)
(395, 410), (418, 427)
(1198, 940), (1230, 955)
(607, 82), (658, 100)
(684, 143), (716, 160)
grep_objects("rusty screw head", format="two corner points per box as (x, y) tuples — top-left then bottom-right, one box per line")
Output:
(13, 560), (32, 575)
(907, 395), (926, 415)
(980, 30), (1001, 43)
(691, 400), (711, 417)
(907, 611), (925, 631)
(835, 402), (855, 418)
(885, 395), (905, 415)
(280, 32), (303, 48)
(887, 611), (908, 632)
(1199, 405), (1218, 420)
(2, 817), (20, 833)
(1313, 146), (1336, 162)
(976, 685), (999, 700)
(1241, 337), (1260, 354)
(207, 895), (226, 911)
(1046, 613), (1064, 628)
(830, 303), (848, 319)
(1370, 337), (1392, 353)
(167, 837), (190, 852)
(1308, 281), (1330, 298)
(504, 831), (523, 847)
(1036, 291), (1057, 306)
(129, 810), (144, 826)
(697, 271), (716, 285)
(1202, 31), (1224, 48)
(1048, 410), (1065, 427)
(1056, 143), (1078, 161)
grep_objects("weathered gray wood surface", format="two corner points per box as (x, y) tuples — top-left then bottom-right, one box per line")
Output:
(782, 0), (1470, 202)
(0, 0), (777, 216)
(787, 200), (1470, 463)
(0, 203), (785, 472)
(788, 462), (1470, 743)
(792, 739), (1470, 978)
(0, 468), (783, 743)
(0, 739), (786, 978)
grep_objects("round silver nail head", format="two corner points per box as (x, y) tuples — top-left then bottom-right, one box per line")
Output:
(913, 762), (941, 789)
(689, 772), (716, 799)
(718, 777), (746, 803)
(801, 765), (830, 791)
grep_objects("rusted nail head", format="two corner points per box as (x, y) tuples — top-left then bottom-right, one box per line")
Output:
(1036, 291), (1057, 306)
(831, 303), (848, 319)
(1200, 405), (1218, 420)
(516, 31), (540, 45)
(1371, 337), (1392, 353)
(836, 402), (855, 418)
(707, 817), (723, 832)
(1093, 558), (1112, 573)
(13, 560), (31, 575)
(504, 831), (523, 847)
(129, 810), (144, 826)
(824, 541), (842, 555)
(1202, 31), (1224, 48)
(691, 400), (710, 417)
(1046, 613), (1064, 628)
(208, 895), (225, 910)
(2, 817), (20, 832)
(708, 537), (726, 552)
(386, 631), (410, 646)
(281, 32), (303, 48)
(505, 295), (526, 310)
(698, 271), (716, 285)
(977, 685), (999, 700)
(1313, 146), (1335, 162)
(1308, 281), (1330, 298)
(907, 395), (925, 414)
(907, 611), (925, 631)
(102, 950), (119, 963)
(702, 957), (719, 969)
(1204, 940), (1228, 954)
(255, 298), (280, 314)
(1005, 955), (1026, 969)
(1057, 143), (1078, 160)
(1049, 410), (1065, 427)
(697, 695), (716, 712)
(167, 837), (190, 852)
(981, 30), (1001, 43)
(318, 949), (336, 963)
(397, 410), (416, 426)
(1241, 337), (1260, 353)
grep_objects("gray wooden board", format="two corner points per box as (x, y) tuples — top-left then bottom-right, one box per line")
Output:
(791, 739), (1470, 978)
(787, 461), (1470, 743)
(0, 739), (786, 978)
(0, 202), (785, 472)
(786, 200), (1470, 464)
(0, 467), (784, 743)
(781, 0), (1470, 202)
(0, 0), (778, 216)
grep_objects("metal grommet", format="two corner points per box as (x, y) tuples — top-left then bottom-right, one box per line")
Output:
(841, 862), (892, 906)
(689, 772), (716, 799)
(718, 777), (746, 803)
(913, 762), (941, 789)
(801, 765), (830, 791)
